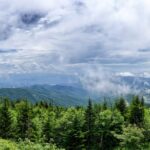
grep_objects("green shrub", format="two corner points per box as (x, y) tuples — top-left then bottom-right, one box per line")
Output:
(0, 139), (64, 150)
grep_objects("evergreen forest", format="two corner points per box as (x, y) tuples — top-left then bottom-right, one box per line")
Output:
(0, 96), (149, 150)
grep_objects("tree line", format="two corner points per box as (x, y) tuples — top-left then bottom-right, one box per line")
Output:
(0, 96), (149, 150)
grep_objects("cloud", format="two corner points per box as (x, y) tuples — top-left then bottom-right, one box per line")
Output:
(79, 66), (138, 96)
(0, 48), (18, 53)
(0, 0), (150, 87)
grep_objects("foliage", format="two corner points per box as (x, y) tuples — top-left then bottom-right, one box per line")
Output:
(115, 97), (127, 116)
(17, 100), (33, 140)
(95, 110), (124, 150)
(129, 96), (144, 127)
(0, 96), (149, 149)
(84, 99), (95, 149)
(0, 139), (64, 150)
(0, 98), (13, 139)
(115, 125), (144, 150)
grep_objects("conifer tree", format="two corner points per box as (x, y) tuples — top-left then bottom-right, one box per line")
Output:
(17, 100), (32, 139)
(0, 98), (13, 139)
(42, 114), (54, 143)
(65, 115), (84, 150)
(102, 99), (108, 110)
(129, 96), (144, 127)
(84, 99), (95, 150)
(115, 97), (127, 116)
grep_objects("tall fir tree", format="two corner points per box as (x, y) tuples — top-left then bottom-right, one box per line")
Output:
(17, 100), (32, 140)
(84, 98), (95, 150)
(129, 96), (144, 127)
(65, 115), (84, 150)
(0, 98), (13, 139)
(102, 98), (108, 110)
(115, 97), (127, 116)
(42, 113), (54, 143)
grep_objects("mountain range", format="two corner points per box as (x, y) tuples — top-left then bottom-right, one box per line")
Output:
(0, 85), (91, 106)
(0, 74), (150, 106)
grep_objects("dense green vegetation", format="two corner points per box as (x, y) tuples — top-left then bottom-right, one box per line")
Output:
(0, 96), (149, 150)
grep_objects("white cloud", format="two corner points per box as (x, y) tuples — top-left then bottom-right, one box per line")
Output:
(116, 72), (135, 77)
(79, 67), (137, 95)
(0, 0), (150, 87)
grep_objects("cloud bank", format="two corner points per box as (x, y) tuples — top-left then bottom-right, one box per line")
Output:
(0, 0), (150, 92)
(79, 67), (139, 96)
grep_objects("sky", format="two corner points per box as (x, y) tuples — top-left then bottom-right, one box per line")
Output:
(0, 0), (150, 90)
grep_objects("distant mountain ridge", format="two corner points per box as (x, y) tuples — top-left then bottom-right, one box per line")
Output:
(0, 75), (150, 106)
(0, 85), (90, 106)
(116, 75), (150, 104)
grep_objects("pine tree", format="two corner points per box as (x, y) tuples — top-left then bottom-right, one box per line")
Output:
(115, 97), (127, 116)
(0, 98), (13, 139)
(84, 99), (95, 150)
(65, 115), (84, 150)
(17, 100), (32, 140)
(140, 96), (145, 126)
(42, 115), (54, 143)
(129, 96), (144, 127)
(102, 99), (108, 110)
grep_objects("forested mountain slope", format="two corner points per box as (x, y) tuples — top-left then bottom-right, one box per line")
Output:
(0, 85), (90, 106)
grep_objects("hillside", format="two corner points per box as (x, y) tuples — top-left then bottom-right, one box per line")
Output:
(0, 75), (150, 106)
(0, 85), (90, 106)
